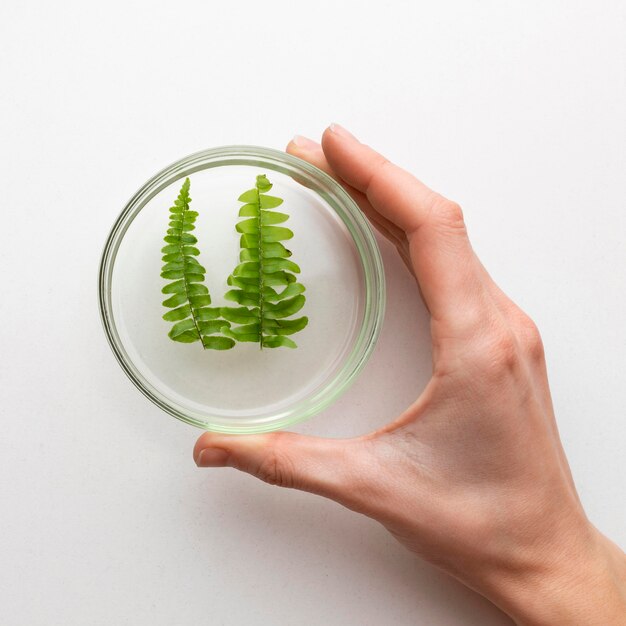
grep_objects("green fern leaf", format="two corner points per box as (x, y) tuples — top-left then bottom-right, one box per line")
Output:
(161, 178), (235, 351)
(223, 174), (308, 349)
(262, 336), (297, 349)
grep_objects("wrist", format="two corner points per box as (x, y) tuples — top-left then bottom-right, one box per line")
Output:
(478, 523), (626, 625)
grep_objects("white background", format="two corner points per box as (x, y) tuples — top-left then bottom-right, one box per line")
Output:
(1, 1), (624, 624)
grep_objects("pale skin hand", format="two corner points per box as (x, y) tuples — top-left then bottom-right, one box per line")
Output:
(194, 124), (626, 625)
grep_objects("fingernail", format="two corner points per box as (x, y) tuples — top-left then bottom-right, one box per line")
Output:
(196, 448), (229, 467)
(291, 135), (318, 150)
(329, 123), (356, 140)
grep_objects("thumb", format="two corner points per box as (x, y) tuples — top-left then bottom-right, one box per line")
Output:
(193, 431), (365, 503)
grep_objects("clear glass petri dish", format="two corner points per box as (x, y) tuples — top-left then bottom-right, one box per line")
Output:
(99, 146), (385, 433)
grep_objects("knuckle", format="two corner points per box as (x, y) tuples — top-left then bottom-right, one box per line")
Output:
(514, 313), (545, 361)
(365, 155), (392, 191)
(428, 195), (466, 231)
(255, 445), (295, 488)
(472, 326), (521, 378)
(252, 432), (296, 487)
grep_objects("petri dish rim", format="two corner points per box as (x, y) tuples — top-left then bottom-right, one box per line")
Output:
(98, 145), (386, 433)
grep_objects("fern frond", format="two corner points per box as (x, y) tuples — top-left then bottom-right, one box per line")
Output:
(161, 178), (235, 350)
(222, 174), (308, 349)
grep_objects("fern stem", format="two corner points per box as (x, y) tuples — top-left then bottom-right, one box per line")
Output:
(179, 202), (205, 350)
(256, 186), (264, 349)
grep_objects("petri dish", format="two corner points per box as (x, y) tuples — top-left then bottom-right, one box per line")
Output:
(99, 146), (385, 433)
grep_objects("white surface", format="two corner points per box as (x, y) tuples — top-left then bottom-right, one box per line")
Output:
(0, 1), (624, 624)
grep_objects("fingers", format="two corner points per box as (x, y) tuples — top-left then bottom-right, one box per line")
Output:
(288, 135), (332, 175)
(320, 124), (487, 321)
(287, 136), (413, 272)
(321, 125), (441, 234)
(193, 431), (367, 505)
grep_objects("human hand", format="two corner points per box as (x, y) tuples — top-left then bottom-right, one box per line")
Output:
(194, 125), (626, 625)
